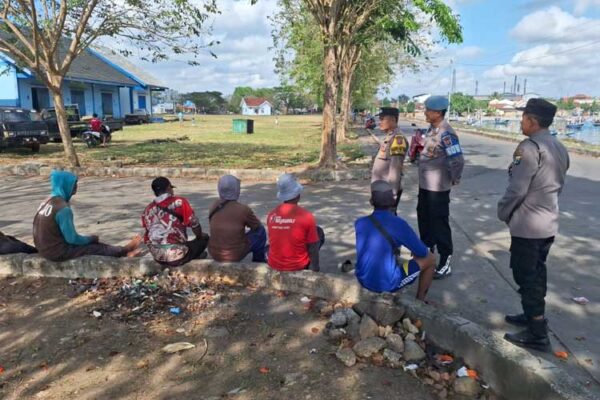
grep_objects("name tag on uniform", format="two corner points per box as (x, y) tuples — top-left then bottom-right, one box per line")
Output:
(441, 133), (462, 157)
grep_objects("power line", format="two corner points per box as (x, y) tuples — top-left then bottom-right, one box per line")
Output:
(456, 39), (600, 67)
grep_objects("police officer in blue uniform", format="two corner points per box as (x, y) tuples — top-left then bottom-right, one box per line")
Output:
(417, 95), (465, 279)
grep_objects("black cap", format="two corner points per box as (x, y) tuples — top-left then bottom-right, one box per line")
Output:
(378, 107), (400, 118)
(151, 177), (175, 196)
(516, 98), (557, 119)
(371, 180), (395, 208)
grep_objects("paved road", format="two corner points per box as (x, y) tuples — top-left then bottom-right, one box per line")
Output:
(1, 125), (598, 394)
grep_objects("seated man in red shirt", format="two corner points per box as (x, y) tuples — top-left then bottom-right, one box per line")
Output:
(267, 174), (324, 272)
(142, 177), (209, 267)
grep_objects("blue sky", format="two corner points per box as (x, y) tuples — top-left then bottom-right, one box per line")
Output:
(392, 0), (600, 98)
(135, 0), (600, 99)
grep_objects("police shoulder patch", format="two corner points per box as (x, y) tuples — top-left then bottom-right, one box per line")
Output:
(441, 132), (462, 157)
(512, 148), (523, 166)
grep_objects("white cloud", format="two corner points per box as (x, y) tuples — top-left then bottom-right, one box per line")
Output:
(135, 0), (280, 94)
(479, 7), (600, 96)
(511, 6), (600, 43)
(456, 46), (484, 58)
(574, 0), (600, 15)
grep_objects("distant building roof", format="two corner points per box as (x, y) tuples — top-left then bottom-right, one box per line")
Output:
(242, 97), (271, 107)
(0, 34), (138, 87)
(91, 46), (167, 89)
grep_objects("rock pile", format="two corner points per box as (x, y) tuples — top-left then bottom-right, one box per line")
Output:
(316, 298), (495, 400)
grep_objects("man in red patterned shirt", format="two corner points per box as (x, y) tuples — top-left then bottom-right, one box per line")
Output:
(142, 177), (209, 267)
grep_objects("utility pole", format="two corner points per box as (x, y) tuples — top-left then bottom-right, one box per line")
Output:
(503, 81), (506, 93)
(448, 61), (455, 117)
(475, 80), (479, 96)
(524, 79), (528, 95)
(513, 75), (518, 94)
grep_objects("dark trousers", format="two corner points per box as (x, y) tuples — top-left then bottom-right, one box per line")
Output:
(48, 243), (127, 262)
(510, 236), (554, 318)
(417, 188), (453, 259)
(0, 235), (37, 255)
(246, 225), (267, 262)
(162, 233), (210, 267)
(393, 190), (403, 215)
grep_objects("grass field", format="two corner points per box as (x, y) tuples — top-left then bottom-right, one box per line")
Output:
(0, 115), (365, 169)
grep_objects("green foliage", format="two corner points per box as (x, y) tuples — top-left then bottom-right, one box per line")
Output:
(406, 102), (416, 113)
(227, 86), (314, 114)
(271, 0), (463, 113)
(182, 91), (227, 114)
(556, 98), (576, 111)
(449, 92), (476, 115)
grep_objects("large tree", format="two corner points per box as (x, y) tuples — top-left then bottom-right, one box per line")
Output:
(270, 0), (462, 167)
(0, 0), (218, 167)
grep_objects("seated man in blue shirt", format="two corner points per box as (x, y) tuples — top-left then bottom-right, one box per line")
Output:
(355, 181), (435, 301)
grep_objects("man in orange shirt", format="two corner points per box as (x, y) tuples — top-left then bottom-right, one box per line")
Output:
(266, 174), (324, 272)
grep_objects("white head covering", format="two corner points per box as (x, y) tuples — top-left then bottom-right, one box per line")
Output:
(277, 173), (303, 202)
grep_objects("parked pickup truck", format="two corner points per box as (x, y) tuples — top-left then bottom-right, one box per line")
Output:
(0, 107), (49, 152)
(41, 105), (123, 142)
(124, 108), (151, 125)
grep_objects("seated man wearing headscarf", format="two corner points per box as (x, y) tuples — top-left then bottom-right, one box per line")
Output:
(33, 170), (142, 261)
(208, 175), (266, 262)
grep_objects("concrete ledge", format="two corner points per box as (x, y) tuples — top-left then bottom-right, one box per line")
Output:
(0, 163), (370, 182)
(0, 254), (593, 400)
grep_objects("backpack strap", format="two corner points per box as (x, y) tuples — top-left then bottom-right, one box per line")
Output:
(209, 200), (231, 220)
(368, 215), (400, 256)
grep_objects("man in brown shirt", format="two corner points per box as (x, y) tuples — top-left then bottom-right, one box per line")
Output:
(208, 175), (266, 262)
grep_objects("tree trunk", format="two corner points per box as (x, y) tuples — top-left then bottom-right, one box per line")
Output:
(50, 81), (81, 167)
(318, 45), (338, 168)
(337, 64), (355, 143)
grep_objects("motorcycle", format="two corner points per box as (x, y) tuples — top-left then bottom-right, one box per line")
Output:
(81, 124), (111, 148)
(365, 116), (376, 130)
(408, 127), (426, 163)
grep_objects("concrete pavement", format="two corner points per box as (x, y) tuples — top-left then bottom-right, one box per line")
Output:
(1, 125), (598, 394)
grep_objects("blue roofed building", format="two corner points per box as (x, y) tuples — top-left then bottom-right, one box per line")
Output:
(0, 45), (167, 118)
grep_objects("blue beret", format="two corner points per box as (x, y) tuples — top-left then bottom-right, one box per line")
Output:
(425, 95), (449, 111)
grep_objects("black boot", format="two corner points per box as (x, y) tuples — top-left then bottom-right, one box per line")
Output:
(504, 318), (551, 352)
(505, 313), (528, 327)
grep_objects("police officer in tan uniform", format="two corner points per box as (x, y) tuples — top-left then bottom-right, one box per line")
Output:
(369, 107), (408, 214)
(498, 98), (569, 352)
(417, 96), (464, 279)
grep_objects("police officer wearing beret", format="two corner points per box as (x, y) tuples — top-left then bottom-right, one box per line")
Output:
(498, 98), (569, 352)
(418, 96), (464, 279)
(369, 107), (409, 214)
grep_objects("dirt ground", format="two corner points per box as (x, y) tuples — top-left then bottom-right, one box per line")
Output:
(0, 275), (438, 400)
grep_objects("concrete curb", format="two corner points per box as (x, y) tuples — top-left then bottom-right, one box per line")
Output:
(0, 163), (370, 182)
(0, 254), (593, 400)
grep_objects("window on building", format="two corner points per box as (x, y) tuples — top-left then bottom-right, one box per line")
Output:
(101, 92), (113, 117)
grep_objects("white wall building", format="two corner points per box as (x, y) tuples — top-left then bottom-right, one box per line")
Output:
(240, 97), (272, 116)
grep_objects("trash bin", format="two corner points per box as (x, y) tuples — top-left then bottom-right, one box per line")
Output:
(246, 119), (254, 134)
(232, 119), (246, 133)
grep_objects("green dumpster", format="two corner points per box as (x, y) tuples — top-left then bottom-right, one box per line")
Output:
(232, 119), (246, 133)
(232, 119), (255, 134)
